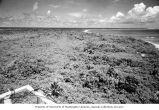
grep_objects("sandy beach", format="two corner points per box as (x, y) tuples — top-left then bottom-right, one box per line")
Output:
(149, 42), (159, 49)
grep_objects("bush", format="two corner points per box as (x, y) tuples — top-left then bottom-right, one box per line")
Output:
(116, 76), (139, 93)
(126, 76), (139, 85)
(2, 58), (47, 80)
(50, 82), (63, 97)
(118, 58), (144, 67)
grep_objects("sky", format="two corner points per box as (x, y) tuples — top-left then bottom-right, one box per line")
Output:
(0, 0), (159, 28)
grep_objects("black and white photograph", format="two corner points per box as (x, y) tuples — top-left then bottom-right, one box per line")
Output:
(0, 0), (159, 107)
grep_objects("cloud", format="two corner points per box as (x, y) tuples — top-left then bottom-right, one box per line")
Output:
(33, 2), (39, 11)
(0, 16), (12, 24)
(99, 19), (106, 23)
(110, 2), (159, 24)
(110, 12), (125, 22)
(83, 9), (87, 12)
(68, 13), (83, 18)
(4, 2), (159, 28)
(143, 6), (159, 21)
(71, 14), (109, 27)
(128, 3), (146, 18)
(114, 0), (120, 2)
(68, 9), (88, 18)
(47, 10), (51, 16)
(49, 5), (60, 8)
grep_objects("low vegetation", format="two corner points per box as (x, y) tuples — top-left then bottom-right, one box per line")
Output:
(0, 29), (159, 104)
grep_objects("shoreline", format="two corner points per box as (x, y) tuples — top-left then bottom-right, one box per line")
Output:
(146, 41), (159, 49)
(86, 29), (159, 50)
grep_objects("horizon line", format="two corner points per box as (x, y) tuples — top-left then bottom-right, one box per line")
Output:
(0, 27), (156, 29)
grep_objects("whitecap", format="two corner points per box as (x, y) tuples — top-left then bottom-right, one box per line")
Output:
(83, 30), (89, 33)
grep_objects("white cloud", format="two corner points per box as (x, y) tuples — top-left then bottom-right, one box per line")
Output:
(128, 3), (146, 18)
(110, 2), (159, 24)
(116, 12), (125, 17)
(47, 10), (51, 15)
(4, 2), (159, 28)
(144, 6), (159, 18)
(114, 0), (120, 2)
(68, 13), (83, 18)
(99, 19), (106, 23)
(83, 9), (87, 12)
(33, 2), (39, 11)
(49, 5), (60, 8)
(110, 12), (125, 23)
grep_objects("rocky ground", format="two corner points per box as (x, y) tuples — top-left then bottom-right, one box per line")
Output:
(0, 29), (159, 104)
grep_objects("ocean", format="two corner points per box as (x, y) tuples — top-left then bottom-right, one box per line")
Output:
(84, 29), (159, 49)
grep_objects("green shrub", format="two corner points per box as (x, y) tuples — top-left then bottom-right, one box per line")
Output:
(50, 82), (63, 97)
(116, 76), (139, 93)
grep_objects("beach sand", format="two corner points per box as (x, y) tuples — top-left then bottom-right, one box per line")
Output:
(150, 42), (159, 49)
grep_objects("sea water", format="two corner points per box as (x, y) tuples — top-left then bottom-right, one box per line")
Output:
(87, 29), (159, 49)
